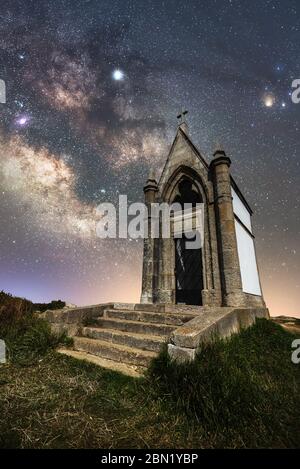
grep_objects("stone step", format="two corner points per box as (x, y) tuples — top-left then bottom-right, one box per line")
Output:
(57, 348), (145, 378)
(81, 327), (166, 352)
(73, 336), (157, 367)
(103, 308), (195, 326)
(111, 302), (206, 314)
(95, 317), (176, 336)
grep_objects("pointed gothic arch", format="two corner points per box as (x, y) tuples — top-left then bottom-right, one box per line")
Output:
(160, 165), (209, 206)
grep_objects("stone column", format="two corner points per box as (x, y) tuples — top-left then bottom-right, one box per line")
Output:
(156, 236), (175, 304)
(210, 149), (244, 307)
(140, 170), (158, 304)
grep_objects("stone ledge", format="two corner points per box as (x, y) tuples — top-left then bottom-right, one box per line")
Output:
(42, 303), (113, 324)
(168, 307), (269, 362)
(41, 303), (113, 336)
(168, 343), (196, 363)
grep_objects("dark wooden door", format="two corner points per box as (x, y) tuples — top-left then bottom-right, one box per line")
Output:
(175, 235), (203, 305)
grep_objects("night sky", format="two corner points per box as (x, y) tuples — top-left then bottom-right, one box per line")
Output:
(0, 0), (299, 316)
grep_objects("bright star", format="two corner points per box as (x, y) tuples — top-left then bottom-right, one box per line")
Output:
(112, 69), (124, 81)
(18, 117), (27, 125)
(15, 115), (30, 127)
(263, 92), (275, 108)
(14, 100), (24, 108)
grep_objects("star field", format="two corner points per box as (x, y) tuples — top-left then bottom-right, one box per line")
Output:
(0, 0), (299, 315)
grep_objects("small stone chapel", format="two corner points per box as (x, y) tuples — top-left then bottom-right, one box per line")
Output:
(46, 117), (269, 370)
(141, 119), (266, 311)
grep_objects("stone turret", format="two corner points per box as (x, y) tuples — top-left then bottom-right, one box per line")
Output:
(210, 148), (244, 306)
(143, 168), (158, 204)
(140, 169), (158, 303)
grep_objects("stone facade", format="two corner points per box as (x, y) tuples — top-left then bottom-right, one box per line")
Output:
(140, 123), (266, 310)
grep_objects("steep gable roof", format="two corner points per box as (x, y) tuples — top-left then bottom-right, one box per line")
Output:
(158, 125), (253, 215)
(158, 126), (208, 187)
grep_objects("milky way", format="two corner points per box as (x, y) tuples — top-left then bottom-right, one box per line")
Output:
(0, 0), (299, 316)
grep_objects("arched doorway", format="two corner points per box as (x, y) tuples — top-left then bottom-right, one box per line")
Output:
(172, 179), (204, 305)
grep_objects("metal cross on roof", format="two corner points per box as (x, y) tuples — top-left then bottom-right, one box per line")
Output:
(177, 109), (188, 124)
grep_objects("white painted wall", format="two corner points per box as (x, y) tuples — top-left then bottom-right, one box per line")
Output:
(232, 188), (252, 232)
(232, 187), (261, 296)
(235, 221), (261, 295)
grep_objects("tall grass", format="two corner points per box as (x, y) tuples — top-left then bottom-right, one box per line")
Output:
(0, 293), (69, 365)
(147, 319), (300, 447)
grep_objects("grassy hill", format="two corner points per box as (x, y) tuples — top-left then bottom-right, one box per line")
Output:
(0, 290), (65, 316)
(272, 315), (300, 335)
(0, 295), (299, 448)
